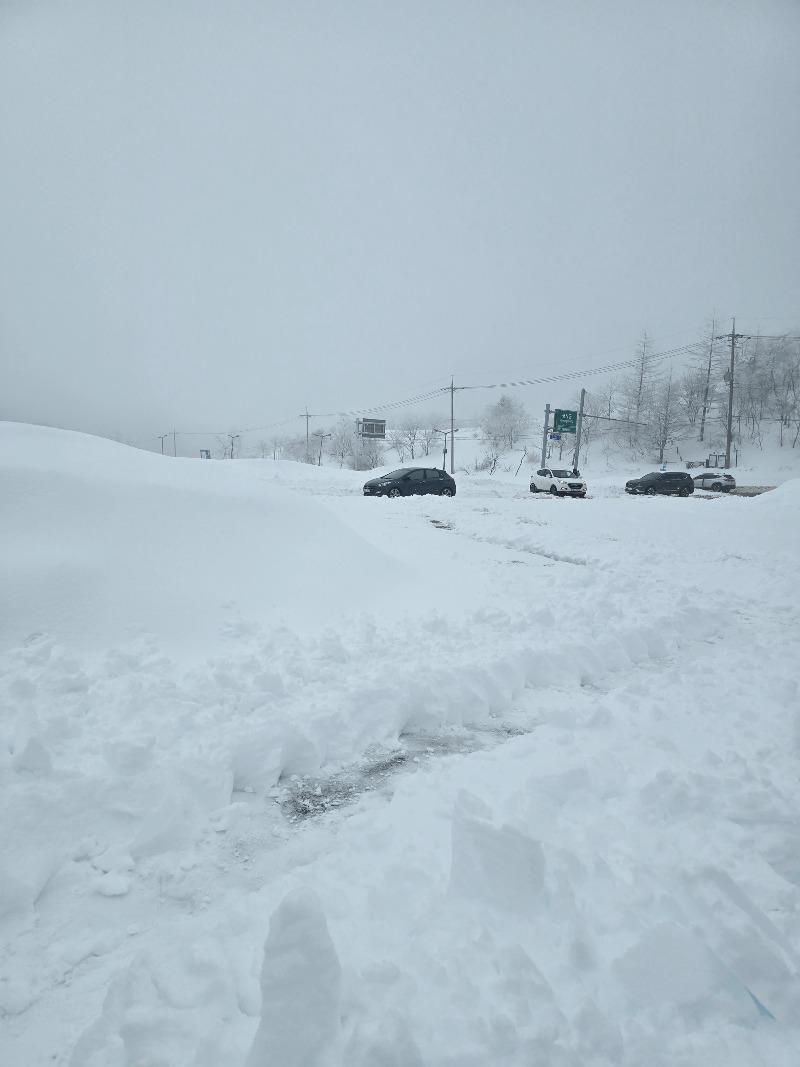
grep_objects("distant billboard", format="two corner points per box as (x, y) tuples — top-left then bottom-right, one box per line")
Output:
(356, 418), (386, 439)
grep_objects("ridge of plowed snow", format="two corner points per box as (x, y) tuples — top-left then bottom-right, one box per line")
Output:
(0, 423), (406, 652)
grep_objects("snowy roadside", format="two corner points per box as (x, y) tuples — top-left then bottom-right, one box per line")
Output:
(2, 425), (800, 1066)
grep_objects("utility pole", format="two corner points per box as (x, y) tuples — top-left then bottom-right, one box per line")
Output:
(157, 434), (169, 455)
(228, 433), (240, 459)
(724, 319), (736, 469)
(172, 430), (177, 457)
(540, 404), (551, 468)
(304, 407), (310, 463)
(698, 318), (715, 443)
(450, 377), (455, 475)
(573, 388), (586, 472)
(713, 318), (743, 468)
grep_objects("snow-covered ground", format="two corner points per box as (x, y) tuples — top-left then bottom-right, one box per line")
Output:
(2, 422), (800, 1066)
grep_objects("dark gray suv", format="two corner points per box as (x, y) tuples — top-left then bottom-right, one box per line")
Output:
(625, 471), (694, 497)
(363, 467), (457, 498)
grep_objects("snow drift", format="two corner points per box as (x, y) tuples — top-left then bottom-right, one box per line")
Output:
(0, 423), (402, 653)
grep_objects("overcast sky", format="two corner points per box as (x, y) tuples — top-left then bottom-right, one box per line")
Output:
(2, 0), (799, 452)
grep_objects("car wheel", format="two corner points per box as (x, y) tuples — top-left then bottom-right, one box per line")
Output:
(440, 487), (453, 497)
(550, 485), (559, 496)
(646, 487), (656, 496)
(388, 487), (401, 498)
(711, 482), (722, 491)
(679, 487), (689, 497)
(530, 483), (538, 493)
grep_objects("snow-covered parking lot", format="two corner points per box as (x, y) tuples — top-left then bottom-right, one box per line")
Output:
(2, 423), (800, 1066)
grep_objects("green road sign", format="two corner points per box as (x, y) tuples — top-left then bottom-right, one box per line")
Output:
(553, 408), (577, 434)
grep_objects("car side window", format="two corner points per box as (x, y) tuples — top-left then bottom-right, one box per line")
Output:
(408, 469), (425, 481)
(544, 470), (552, 478)
(424, 469), (443, 480)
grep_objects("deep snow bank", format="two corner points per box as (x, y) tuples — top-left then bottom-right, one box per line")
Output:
(0, 423), (402, 652)
(3, 423), (800, 1067)
(750, 476), (800, 508)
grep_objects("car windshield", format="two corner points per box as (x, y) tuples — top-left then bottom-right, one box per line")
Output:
(552, 470), (578, 478)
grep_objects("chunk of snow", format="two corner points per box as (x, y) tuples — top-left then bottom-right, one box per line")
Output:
(449, 796), (545, 913)
(246, 889), (342, 1067)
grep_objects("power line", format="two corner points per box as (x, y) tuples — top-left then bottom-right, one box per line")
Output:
(311, 386), (449, 419)
(159, 334), (769, 451)
(455, 341), (708, 393)
(450, 326), (715, 382)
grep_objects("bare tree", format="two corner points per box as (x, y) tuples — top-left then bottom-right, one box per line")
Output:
(647, 372), (684, 463)
(419, 416), (443, 457)
(619, 332), (659, 450)
(766, 337), (800, 446)
(480, 394), (532, 450)
(328, 419), (354, 467)
(678, 366), (707, 431)
(284, 435), (311, 462)
(475, 448), (500, 474)
(400, 417), (421, 459)
(351, 438), (385, 470)
(386, 427), (407, 461)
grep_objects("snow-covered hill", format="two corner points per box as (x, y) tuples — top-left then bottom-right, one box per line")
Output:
(2, 422), (800, 1066)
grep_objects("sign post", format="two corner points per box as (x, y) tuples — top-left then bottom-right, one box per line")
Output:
(540, 404), (551, 468)
(573, 389), (586, 471)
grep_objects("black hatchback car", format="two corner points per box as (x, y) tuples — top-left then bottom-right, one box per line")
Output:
(625, 471), (694, 497)
(363, 467), (457, 498)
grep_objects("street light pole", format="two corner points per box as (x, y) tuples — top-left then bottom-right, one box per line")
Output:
(434, 427), (459, 471)
(312, 431), (331, 466)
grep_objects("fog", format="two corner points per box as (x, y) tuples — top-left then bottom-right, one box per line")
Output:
(2, 0), (798, 454)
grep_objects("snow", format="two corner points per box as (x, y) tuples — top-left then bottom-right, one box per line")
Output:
(2, 421), (800, 1066)
(245, 889), (342, 1067)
